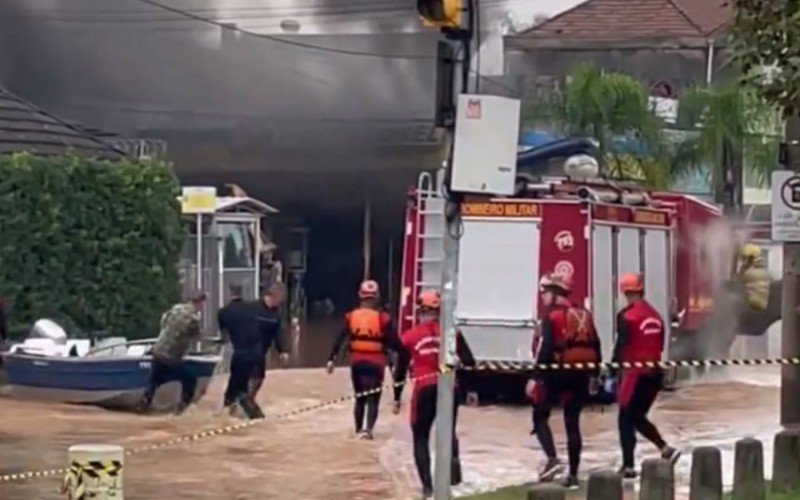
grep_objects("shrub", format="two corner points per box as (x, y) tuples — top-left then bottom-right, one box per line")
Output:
(0, 153), (185, 339)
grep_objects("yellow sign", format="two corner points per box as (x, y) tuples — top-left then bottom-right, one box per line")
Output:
(181, 187), (217, 214)
(461, 202), (539, 218)
(633, 209), (667, 226)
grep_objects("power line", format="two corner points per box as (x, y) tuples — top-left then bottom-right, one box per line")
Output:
(32, 0), (519, 93)
(132, 0), (432, 59)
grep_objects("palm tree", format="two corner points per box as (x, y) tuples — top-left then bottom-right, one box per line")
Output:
(673, 84), (781, 210)
(525, 64), (671, 187)
(526, 65), (781, 197)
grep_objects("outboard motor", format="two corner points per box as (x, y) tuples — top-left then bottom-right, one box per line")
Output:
(29, 318), (68, 345)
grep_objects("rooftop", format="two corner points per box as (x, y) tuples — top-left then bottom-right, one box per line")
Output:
(507, 0), (731, 47)
(0, 86), (126, 159)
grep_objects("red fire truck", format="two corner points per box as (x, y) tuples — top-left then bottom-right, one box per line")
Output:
(398, 165), (722, 398)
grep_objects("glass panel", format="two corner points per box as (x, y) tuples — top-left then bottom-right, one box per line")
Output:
(219, 222), (255, 268)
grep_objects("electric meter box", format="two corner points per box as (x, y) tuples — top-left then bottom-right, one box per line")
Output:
(450, 94), (521, 196)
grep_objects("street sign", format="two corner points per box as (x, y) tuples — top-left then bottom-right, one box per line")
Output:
(181, 186), (217, 214)
(771, 170), (800, 241)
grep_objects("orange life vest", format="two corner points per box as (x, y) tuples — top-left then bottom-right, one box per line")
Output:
(347, 308), (385, 354)
(548, 305), (600, 364)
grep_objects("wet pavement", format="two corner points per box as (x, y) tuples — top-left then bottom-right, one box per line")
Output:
(0, 365), (783, 499)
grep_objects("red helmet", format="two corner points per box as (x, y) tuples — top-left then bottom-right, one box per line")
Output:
(358, 280), (380, 299)
(418, 290), (441, 309)
(619, 273), (644, 293)
(539, 272), (571, 294)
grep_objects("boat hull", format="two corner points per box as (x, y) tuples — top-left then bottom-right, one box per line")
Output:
(0, 355), (220, 412)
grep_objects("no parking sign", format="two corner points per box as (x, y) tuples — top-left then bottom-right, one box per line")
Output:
(771, 170), (800, 242)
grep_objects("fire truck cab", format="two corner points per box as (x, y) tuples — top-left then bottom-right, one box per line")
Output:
(399, 152), (721, 400)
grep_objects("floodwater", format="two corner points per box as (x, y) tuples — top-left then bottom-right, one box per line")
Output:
(0, 205), (787, 500)
(0, 364), (783, 499)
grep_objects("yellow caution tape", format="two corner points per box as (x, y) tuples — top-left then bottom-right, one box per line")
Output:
(463, 356), (800, 372)
(2, 356), (800, 485)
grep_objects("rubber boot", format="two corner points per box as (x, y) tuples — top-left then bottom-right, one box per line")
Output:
(451, 459), (462, 486)
(237, 396), (262, 419)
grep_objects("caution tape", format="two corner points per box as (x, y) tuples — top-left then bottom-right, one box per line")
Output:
(61, 460), (122, 500)
(464, 356), (800, 373)
(1, 356), (799, 486)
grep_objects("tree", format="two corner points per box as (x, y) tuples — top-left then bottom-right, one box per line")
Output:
(731, 1), (800, 428)
(526, 65), (780, 194)
(673, 84), (781, 208)
(0, 154), (184, 339)
(526, 64), (670, 186)
(731, 1), (800, 116)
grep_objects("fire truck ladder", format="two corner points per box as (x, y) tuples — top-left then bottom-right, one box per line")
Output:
(410, 172), (445, 326)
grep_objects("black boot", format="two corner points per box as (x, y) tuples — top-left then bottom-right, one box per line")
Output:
(451, 459), (462, 486)
(237, 396), (263, 419)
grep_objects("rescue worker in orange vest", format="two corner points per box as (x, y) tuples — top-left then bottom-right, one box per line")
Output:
(392, 290), (476, 498)
(327, 280), (399, 439)
(614, 273), (680, 479)
(527, 272), (601, 490)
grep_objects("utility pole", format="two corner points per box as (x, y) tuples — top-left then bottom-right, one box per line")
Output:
(434, 33), (471, 500)
(780, 115), (800, 426)
(415, 0), (474, 497)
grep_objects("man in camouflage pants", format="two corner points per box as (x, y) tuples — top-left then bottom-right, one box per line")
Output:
(139, 290), (206, 414)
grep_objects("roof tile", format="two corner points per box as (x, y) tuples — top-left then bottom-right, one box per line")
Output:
(519, 0), (730, 39)
(0, 86), (125, 159)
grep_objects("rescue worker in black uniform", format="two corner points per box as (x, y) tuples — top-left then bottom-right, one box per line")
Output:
(218, 284), (263, 418)
(248, 283), (290, 417)
(529, 272), (601, 490)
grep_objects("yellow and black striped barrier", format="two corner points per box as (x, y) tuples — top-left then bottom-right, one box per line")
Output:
(61, 459), (122, 500)
(0, 356), (797, 487)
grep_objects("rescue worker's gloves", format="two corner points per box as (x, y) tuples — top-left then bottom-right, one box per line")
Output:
(391, 400), (401, 415)
(325, 360), (335, 374)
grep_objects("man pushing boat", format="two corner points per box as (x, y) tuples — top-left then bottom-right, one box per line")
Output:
(138, 289), (206, 415)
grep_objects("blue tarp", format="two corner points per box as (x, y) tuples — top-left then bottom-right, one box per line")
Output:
(518, 129), (712, 196)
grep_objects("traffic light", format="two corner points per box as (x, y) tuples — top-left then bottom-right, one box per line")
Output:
(417, 0), (461, 28)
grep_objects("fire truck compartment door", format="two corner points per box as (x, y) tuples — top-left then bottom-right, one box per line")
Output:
(643, 229), (671, 359)
(458, 325), (533, 362)
(456, 219), (539, 323)
(616, 228), (641, 277)
(591, 225), (615, 361)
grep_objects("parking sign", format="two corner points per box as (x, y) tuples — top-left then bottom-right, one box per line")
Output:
(771, 170), (800, 241)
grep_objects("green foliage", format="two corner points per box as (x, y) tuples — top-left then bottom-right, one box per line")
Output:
(0, 153), (185, 339)
(675, 84), (782, 188)
(526, 65), (678, 187)
(731, 1), (800, 115)
(527, 64), (663, 162)
(525, 64), (780, 191)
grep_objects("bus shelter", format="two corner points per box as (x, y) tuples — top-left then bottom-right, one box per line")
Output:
(179, 187), (279, 332)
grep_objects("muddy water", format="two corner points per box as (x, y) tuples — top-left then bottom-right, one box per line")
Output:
(0, 366), (782, 499)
